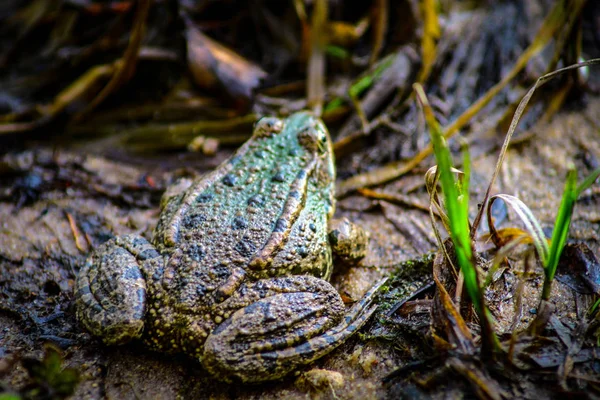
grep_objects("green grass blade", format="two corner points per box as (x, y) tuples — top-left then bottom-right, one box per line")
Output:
(576, 167), (600, 195)
(414, 84), (485, 326)
(541, 166), (600, 301)
(542, 167), (577, 300)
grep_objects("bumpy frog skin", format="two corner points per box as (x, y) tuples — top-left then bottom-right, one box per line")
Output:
(75, 112), (383, 383)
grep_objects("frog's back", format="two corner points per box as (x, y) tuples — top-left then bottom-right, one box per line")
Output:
(153, 113), (336, 308)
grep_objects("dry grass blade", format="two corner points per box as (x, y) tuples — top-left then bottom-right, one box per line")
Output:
(0, 64), (115, 135)
(118, 114), (257, 152)
(425, 165), (467, 233)
(306, 0), (327, 116)
(446, 358), (505, 400)
(356, 188), (430, 212)
(369, 0), (388, 65)
(483, 234), (530, 287)
(425, 166), (457, 281)
(73, 0), (151, 122)
(486, 194), (549, 264)
(424, 166), (446, 226)
(507, 251), (536, 361)
(338, 1), (585, 197)
(0, 0), (150, 133)
(470, 57), (600, 234)
(424, 165), (459, 281)
(0, 0), (57, 68)
(432, 252), (476, 355)
(418, 0), (440, 82)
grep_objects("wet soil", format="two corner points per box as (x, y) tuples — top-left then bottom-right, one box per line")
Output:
(1, 95), (600, 399)
(1, 0), (600, 398)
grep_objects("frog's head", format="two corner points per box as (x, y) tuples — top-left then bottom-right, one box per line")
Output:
(252, 112), (336, 211)
(283, 112), (335, 184)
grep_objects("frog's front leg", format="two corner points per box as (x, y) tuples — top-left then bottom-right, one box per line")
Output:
(328, 217), (369, 263)
(75, 234), (161, 345)
(202, 275), (384, 383)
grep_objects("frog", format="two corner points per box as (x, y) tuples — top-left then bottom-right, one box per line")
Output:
(75, 112), (384, 383)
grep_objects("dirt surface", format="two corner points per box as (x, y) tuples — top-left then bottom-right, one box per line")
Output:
(1, 95), (600, 399)
(1, 1), (600, 399)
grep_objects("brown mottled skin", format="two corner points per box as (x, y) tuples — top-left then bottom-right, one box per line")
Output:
(75, 113), (384, 383)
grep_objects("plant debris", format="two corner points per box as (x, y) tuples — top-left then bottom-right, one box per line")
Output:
(1, 1), (600, 399)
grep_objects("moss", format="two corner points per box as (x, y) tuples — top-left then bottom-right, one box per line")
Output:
(374, 252), (435, 314)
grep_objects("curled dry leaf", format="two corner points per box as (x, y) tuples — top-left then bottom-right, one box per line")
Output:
(185, 20), (267, 103)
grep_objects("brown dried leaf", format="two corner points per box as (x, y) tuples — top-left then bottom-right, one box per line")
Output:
(185, 20), (267, 102)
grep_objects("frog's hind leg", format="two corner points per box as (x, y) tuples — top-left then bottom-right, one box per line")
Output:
(75, 235), (160, 346)
(202, 276), (385, 383)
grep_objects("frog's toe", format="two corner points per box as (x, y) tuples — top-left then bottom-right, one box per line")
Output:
(75, 235), (159, 345)
(328, 217), (369, 263)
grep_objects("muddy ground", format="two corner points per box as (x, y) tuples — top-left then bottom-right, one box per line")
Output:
(0, 95), (599, 399)
(1, 1), (600, 399)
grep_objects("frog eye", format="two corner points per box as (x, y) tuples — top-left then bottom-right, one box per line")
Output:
(298, 126), (328, 154)
(253, 117), (284, 138)
(317, 130), (328, 148)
